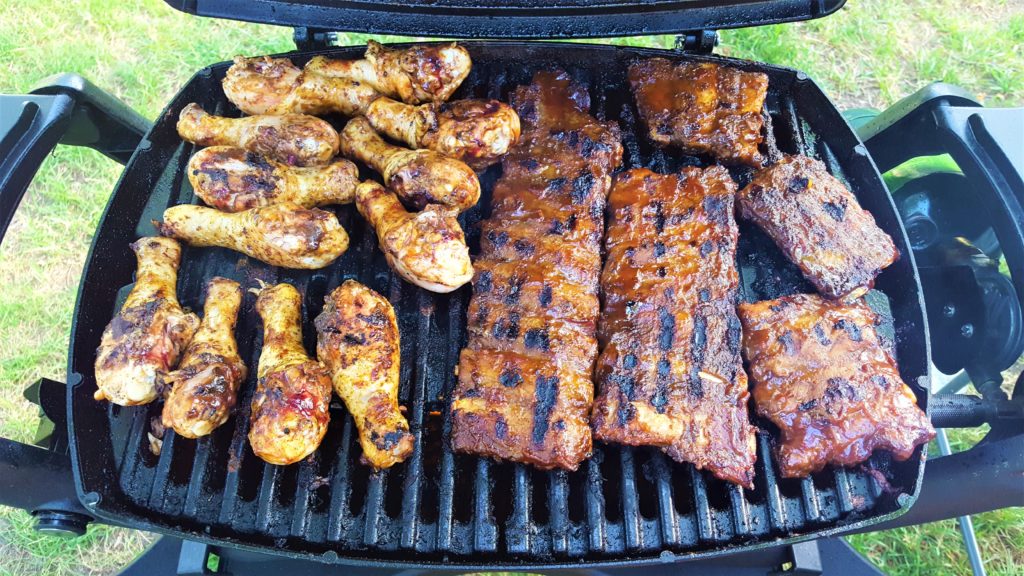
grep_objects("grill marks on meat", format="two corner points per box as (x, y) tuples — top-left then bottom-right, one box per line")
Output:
(592, 168), (757, 487)
(738, 155), (899, 300)
(451, 70), (622, 470)
(629, 58), (768, 166)
(738, 294), (935, 478)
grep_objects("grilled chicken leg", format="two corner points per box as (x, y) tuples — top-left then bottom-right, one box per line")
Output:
(187, 147), (358, 212)
(94, 237), (200, 406)
(339, 117), (480, 212)
(315, 280), (414, 468)
(249, 283), (333, 465)
(177, 103), (339, 166)
(305, 40), (471, 104)
(157, 203), (349, 269)
(222, 56), (380, 117)
(365, 98), (521, 168)
(355, 181), (472, 293)
(161, 277), (247, 438)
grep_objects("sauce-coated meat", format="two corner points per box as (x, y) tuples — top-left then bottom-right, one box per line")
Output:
(738, 154), (898, 300)
(738, 294), (935, 478)
(450, 70), (622, 470)
(592, 167), (757, 487)
(630, 58), (768, 166)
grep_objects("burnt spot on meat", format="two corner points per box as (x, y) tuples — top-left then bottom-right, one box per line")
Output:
(656, 358), (671, 378)
(499, 368), (523, 388)
(623, 353), (638, 370)
(778, 330), (796, 355)
(539, 285), (553, 308)
(787, 176), (809, 194)
(476, 270), (492, 293)
(519, 157), (540, 170)
(495, 418), (509, 440)
(835, 318), (862, 342)
(524, 328), (551, 351)
(812, 323), (831, 346)
(531, 374), (559, 445)
(825, 377), (858, 402)
(691, 315), (707, 363)
(699, 288), (711, 303)
(474, 303), (489, 325)
(658, 307), (675, 350)
(572, 172), (595, 204)
(689, 367), (704, 399)
(513, 239), (535, 256)
(799, 399), (818, 411)
(378, 429), (409, 449)
(700, 239), (714, 258)
(547, 177), (568, 192)
(657, 267), (667, 277)
(549, 219), (565, 235)
(871, 374), (891, 389)
(343, 333), (367, 345)
(653, 201), (667, 233)
(617, 400), (637, 426)
(487, 230), (509, 248)
(702, 196), (726, 223)
(492, 312), (521, 340)
(462, 387), (481, 398)
(727, 315), (742, 354)
(653, 242), (667, 258)
(823, 200), (847, 222)
(505, 275), (524, 305)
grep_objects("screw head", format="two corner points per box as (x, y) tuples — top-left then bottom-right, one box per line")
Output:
(943, 304), (956, 317)
(961, 323), (975, 338)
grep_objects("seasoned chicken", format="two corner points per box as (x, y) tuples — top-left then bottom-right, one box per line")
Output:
(339, 116), (480, 212)
(629, 58), (768, 166)
(249, 283), (332, 465)
(304, 40), (471, 104)
(161, 277), (247, 438)
(177, 103), (339, 166)
(738, 155), (899, 300)
(356, 181), (472, 293)
(187, 147), (358, 212)
(222, 56), (380, 117)
(591, 167), (757, 488)
(451, 70), (623, 471)
(157, 202), (349, 269)
(94, 237), (200, 406)
(365, 97), (520, 168)
(315, 280), (414, 468)
(738, 294), (935, 478)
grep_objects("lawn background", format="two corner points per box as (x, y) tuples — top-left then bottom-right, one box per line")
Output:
(1, 0), (1021, 574)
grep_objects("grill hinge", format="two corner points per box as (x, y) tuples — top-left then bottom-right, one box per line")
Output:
(674, 30), (718, 54)
(293, 27), (338, 51)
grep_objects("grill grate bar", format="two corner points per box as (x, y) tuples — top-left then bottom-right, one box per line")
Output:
(758, 434), (788, 532)
(363, 472), (385, 546)
(183, 435), (212, 517)
(399, 290), (433, 549)
(326, 417), (355, 542)
(729, 485), (752, 536)
(619, 448), (643, 550)
(800, 477), (821, 522)
(652, 452), (680, 546)
(148, 429), (178, 510)
(289, 457), (316, 537)
(473, 459), (497, 552)
(689, 466), (716, 542)
(548, 470), (570, 554)
(255, 463), (280, 532)
(508, 465), (531, 553)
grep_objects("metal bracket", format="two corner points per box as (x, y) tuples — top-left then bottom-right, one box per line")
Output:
(674, 30), (718, 54)
(293, 27), (338, 51)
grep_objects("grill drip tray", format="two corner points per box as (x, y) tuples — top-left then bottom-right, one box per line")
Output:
(68, 42), (930, 567)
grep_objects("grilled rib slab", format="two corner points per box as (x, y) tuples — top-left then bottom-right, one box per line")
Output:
(592, 167), (757, 487)
(738, 154), (899, 300)
(451, 70), (622, 470)
(738, 293), (935, 478)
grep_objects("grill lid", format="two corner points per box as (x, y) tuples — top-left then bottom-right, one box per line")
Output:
(161, 0), (846, 39)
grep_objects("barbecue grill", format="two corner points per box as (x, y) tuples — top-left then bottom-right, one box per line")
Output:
(1, 1), (1022, 574)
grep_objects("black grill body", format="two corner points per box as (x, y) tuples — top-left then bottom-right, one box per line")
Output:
(67, 42), (930, 569)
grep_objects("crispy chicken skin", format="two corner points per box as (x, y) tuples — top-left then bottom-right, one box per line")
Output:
(222, 56), (380, 117)
(94, 237), (199, 406)
(355, 181), (472, 293)
(187, 147), (358, 212)
(629, 58), (768, 166)
(161, 277), (247, 438)
(738, 294), (935, 478)
(591, 167), (757, 487)
(177, 103), (339, 166)
(365, 97), (521, 168)
(249, 283), (332, 466)
(305, 40), (471, 104)
(738, 155), (899, 300)
(315, 280), (414, 468)
(339, 117), (480, 212)
(157, 202), (349, 269)
(451, 70), (623, 471)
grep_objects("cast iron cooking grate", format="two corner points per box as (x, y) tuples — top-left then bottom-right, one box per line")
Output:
(67, 42), (929, 567)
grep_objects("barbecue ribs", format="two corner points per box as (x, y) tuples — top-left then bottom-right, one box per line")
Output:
(450, 70), (623, 470)
(629, 58), (768, 166)
(738, 293), (935, 478)
(591, 167), (757, 487)
(315, 280), (414, 468)
(94, 237), (199, 406)
(738, 154), (899, 300)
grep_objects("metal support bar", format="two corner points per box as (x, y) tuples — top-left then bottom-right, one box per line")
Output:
(0, 436), (93, 536)
(936, 429), (987, 576)
(929, 392), (1024, 428)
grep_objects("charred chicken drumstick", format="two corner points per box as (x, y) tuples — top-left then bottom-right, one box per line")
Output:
(249, 283), (333, 466)
(223, 56), (380, 117)
(177, 103), (339, 166)
(157, 203), (349, 269)
(94, 237), (199, 406)
(355, 181), (472, 293)
(339, 116), (480, 212)
(187, 147), (358, 212)
(365, 97), (521, 168)
(304, 40), (471, 104)
(162, 277), (247, 438)
(315, 280), (414, 468)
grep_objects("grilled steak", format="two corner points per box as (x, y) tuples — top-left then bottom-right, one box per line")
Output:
(738, 154), (899, 300)
(592, 167), (757, 487)
(451, 70), (623, 470)
(629, 58), (768, 166)
(738, 293), (935, 478)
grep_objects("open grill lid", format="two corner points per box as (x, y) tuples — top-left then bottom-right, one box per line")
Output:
(161, 0), (846, 39)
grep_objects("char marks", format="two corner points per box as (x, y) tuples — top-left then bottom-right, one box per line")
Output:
(450, 70), (623, 471)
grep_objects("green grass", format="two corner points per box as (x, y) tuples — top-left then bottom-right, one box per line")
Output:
(0, 0), (1021, 574)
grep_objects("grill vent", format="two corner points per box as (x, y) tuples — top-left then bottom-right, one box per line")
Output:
(69, 42), (927, 567)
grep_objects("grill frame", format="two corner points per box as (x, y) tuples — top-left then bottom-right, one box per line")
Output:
(67, 41), (930, 569)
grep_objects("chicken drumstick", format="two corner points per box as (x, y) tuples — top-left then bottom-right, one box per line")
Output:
(222, 56), (380, 117)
